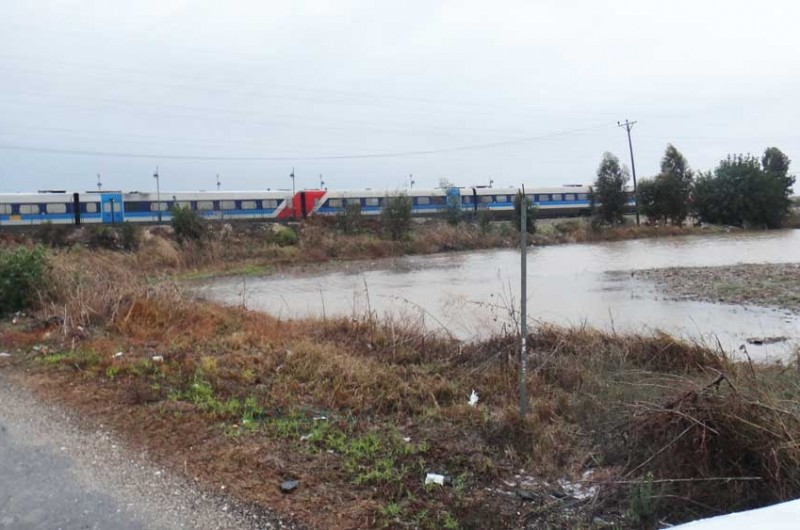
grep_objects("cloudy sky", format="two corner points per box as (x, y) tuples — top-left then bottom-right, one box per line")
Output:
(1, 0), (797, 193)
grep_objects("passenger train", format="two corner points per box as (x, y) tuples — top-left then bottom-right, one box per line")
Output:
(0, 185), (592, 226)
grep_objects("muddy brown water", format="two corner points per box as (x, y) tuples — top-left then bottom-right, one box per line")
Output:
(197, 230), (800, 361)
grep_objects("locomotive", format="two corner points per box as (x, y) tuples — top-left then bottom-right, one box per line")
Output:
(0, 185), (592, 226)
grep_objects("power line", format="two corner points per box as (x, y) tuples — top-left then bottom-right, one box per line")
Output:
(0, 123), (615, 162)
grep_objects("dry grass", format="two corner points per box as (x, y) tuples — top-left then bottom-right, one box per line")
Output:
(3, 238), (800, 528)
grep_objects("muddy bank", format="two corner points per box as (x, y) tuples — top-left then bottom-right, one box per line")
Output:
(635, 263), (800, 313)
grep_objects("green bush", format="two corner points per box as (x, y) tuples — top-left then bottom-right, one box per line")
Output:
(381, 194), (413, 241)
(171, 205), (207, 245)
(119, 222), (140, 251)
(271, 226), (298, 247)
(336, 203), (363, 234)
(86, 225), (119, 250)
(0, 246), (49, 316)
(32, 222), (72, 248)
(512, 193), (537, 233)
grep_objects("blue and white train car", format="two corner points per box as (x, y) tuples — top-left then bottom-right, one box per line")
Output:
(120, 191), (291, 222)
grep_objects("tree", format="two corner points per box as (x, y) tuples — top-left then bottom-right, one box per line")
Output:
(591, 152), (630, 226)
(171, 205), (208, 245)
(637, 145), (694, 226)
(693, 149), (794, 228)
(381, 193), (413, 240)
(512, 193), (537, 233)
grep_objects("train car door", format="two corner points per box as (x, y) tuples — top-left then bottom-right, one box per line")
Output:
(100, 192), (124, 224)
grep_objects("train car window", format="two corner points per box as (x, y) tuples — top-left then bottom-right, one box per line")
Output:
(150, 202), (168, 212)
(197, 201), (214, 211)
(365, 198), (380, 207)
(552, 194), (563, 201)
(430, 196), (445, 205)
(241, 201), (257, 210)
(462, 196), (473, 204)
(495, 195), (508, 203)
(220, 200), (236, 210)
(262, 199), (278, 209)
(20, 204), (40, 215)
(565, 194), (575, 201)
(578, 193), (588, 200)
(46, 203), (67, 214)
(0, 204), (10, 214)
(174, 201), (191, 209)
(417, 197), (430, 205)
(480, 196), (492, 203)
(328, 199), (343, 208)
(85, 202), (98, 213)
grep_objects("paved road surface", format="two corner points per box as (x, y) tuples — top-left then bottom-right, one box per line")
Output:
(0, 372), (290, 530)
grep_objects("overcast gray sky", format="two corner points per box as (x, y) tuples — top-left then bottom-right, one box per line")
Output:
(1, 0), (797, 193)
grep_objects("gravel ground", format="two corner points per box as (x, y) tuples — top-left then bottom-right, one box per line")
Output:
(0, 372), (296, 530)
(634, 263), (800, 313)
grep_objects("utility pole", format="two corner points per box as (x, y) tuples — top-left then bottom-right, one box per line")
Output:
(518, 186), (527, 418)
(97, 174), (102, 192)
(319, 174), (326, 190)
(290, 167), (296, 196)
(216, 174), (221, 191)
(409, 174), (415, 189)
(618, 119), (640, 226)
(153, 166), (161, 223)
(489, 178), (494, 188)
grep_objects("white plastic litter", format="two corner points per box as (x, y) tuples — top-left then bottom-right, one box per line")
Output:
(113, 352), (124, 358)
(152, 355), (164, 363)
(0, 352), (11, 358)
(468, 389), (479, 407)
(425, 473), (446, 486)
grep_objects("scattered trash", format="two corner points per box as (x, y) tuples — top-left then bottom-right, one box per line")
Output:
(280, 479), (299, 493)
(403, 437), (411, 443)
(113, 352), (125, 358)
(300, 434), (312, 441)
(0, 352), (11, 358)
(312, 416), (327, 421)
(468, 389), (479, 407)
(152, 355), (164, 363)
(425, 473), (448, 486)
(746, 336), (788, 345)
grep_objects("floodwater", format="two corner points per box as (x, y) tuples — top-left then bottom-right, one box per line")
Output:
(197, 230), (800, 361)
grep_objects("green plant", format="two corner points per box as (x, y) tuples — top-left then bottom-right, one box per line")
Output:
(33, 221), (72, 248)
(381, 194), (413, 241)
(476, 206), (492, 233)
(170, 205), (208, 245)
(512, 193), (537, 233)
(336, 202), (363, 233)
(0, 246), (49, 316)
(86, 225), (119, 250)
(591, 152), (630, 226)
(119, 222), (140, 251)
(627, 472), (659, 525)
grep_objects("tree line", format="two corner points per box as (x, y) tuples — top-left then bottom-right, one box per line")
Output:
(591, 145), (795, 228)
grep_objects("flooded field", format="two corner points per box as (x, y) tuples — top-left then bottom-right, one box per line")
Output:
(197, 229), (800, 360)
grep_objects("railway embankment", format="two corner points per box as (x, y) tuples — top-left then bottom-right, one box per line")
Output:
(7, 216), (732, 281)
(2, 244), (800, 528)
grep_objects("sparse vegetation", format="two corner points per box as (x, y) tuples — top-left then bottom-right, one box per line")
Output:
(381, 193), (413, 241)
(4, 244), (800, 528)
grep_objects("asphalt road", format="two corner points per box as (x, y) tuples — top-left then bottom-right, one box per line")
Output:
(0, 372), (290, 530)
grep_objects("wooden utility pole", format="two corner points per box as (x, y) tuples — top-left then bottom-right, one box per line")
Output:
(519, 188), (527, 418)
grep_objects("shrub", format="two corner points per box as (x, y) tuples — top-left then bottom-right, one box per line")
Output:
(477, 206), (493, 233)
(32, 222), (72, 248)
(0, 246), (49, 316)
(86, 225), (119, 250)
(171, 205), (207, 245)
(512, 193), (537, 233)
(119, 222), (140, 251)
(381, 194), (412, 241)
(271, 226), (298, 247)
(336, 203), (363, 234)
